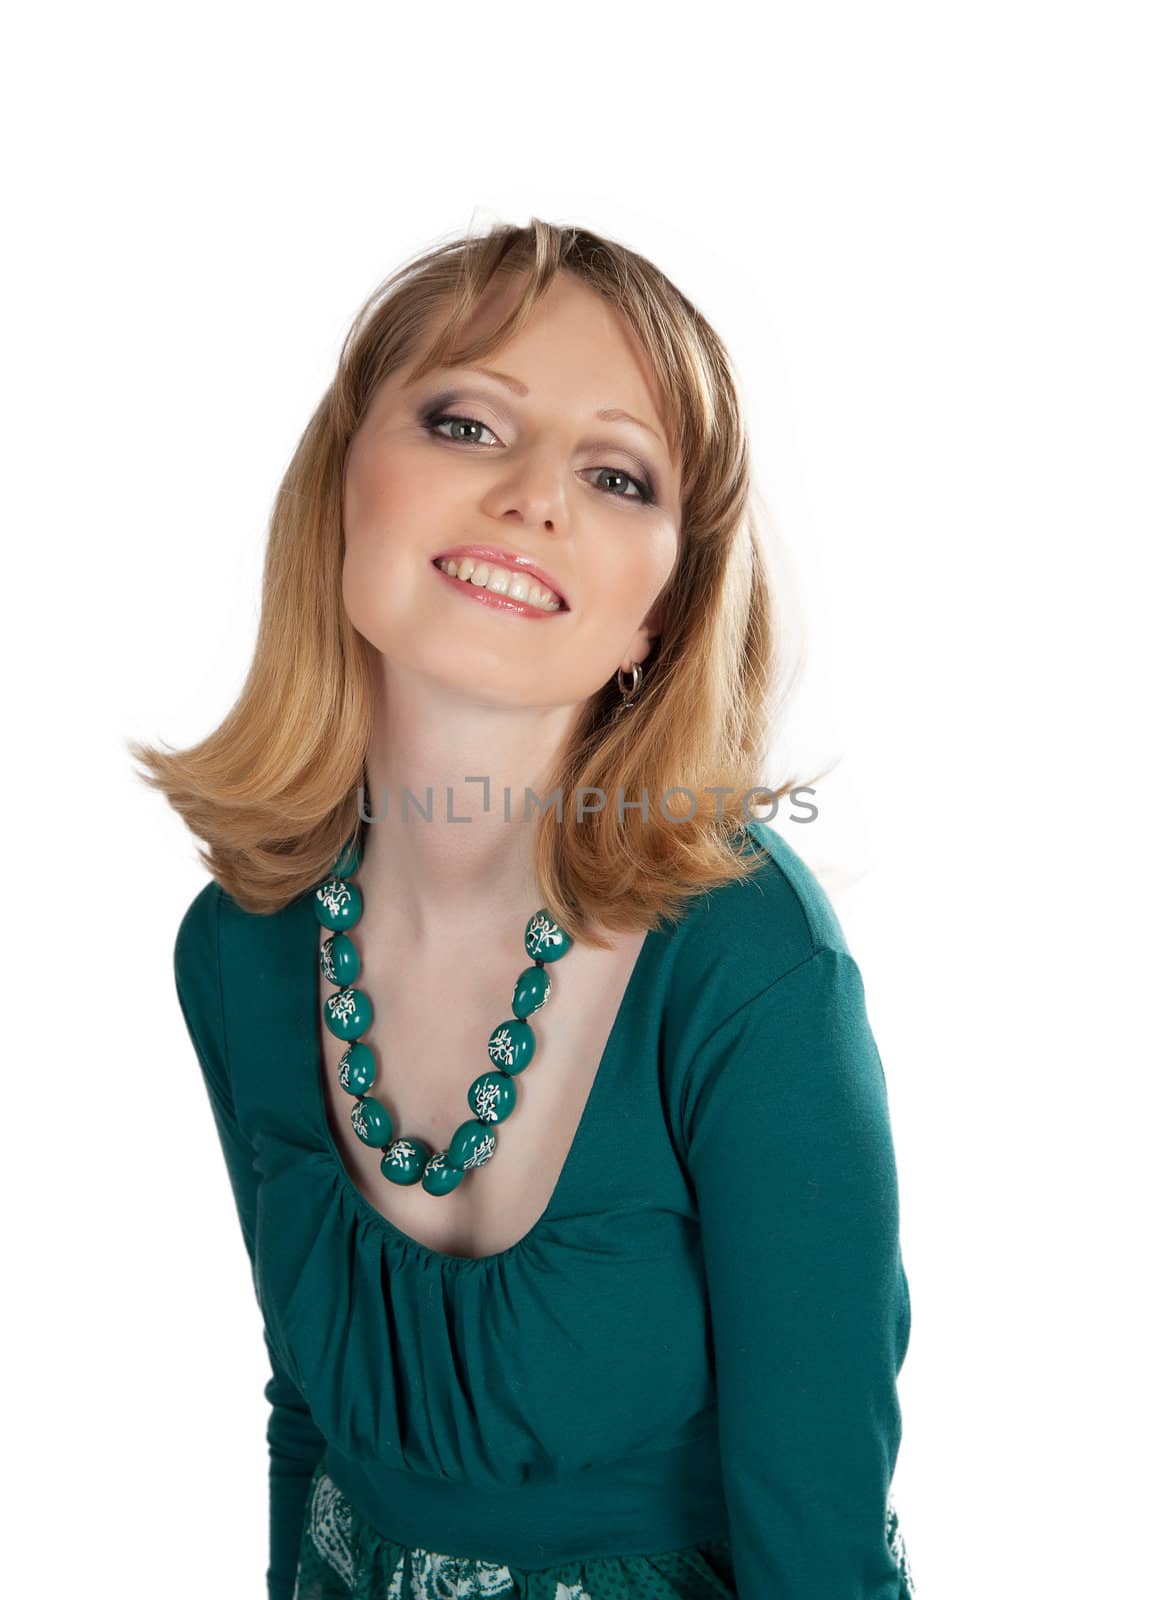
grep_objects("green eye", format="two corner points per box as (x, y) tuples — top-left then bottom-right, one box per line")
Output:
(423, 409), (656, 506)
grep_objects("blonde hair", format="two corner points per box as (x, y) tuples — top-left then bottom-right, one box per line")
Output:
(130, 217), (828, 948)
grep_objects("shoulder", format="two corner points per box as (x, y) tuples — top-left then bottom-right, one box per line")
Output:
(656, 819), (857, 1081)
(666, 825), (891, 1159)
(172, 879), (232, 1099)
(173, 878), (225, 1005)
(175, 877), (312, 988)
(660, 819), (853, 1042)
(734, 817), (850, 958)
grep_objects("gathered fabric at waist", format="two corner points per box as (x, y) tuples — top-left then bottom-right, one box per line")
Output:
(322, 1427), (731, 1569)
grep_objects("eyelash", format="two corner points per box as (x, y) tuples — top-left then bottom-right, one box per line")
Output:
(419, 405), (658, 508)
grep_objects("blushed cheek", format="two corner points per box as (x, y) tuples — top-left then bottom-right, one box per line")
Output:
(342, 446), (383, 546)
(345, 443), (433, 554)
(341, 463), (391, 627)
(341, 537), (394, 648)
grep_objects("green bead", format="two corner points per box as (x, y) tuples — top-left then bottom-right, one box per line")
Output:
(337, 1041), (376, 1094)
(330, 834), (363, 879)
(324, 985), (372, 1041)
(315, 875), (363, 931)
(487, 1018), (536, 1075)
(524, 909), (573, 963)
(320, 931), (360, 986)
(421, 1148), (466, 1196)
(448, 1118), (498, 1171)
(381, 1137), (429, 1185)
(350, 1094), (393, 1147)
(512, 965), (551, 1018)
(468, 1071), (517, 1124)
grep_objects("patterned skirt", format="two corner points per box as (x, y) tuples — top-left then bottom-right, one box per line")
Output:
(293, 1458), (916, 1599)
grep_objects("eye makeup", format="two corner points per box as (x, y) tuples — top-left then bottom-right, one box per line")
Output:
(415, 390), (660, 508)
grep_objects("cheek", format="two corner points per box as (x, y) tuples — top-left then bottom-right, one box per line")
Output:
(343, 445), (395, 545)
(340, 536), (387, 643)
(344, 439), (459, 552)
(592, 531), (677, 620)
(340, 451), (404, 636)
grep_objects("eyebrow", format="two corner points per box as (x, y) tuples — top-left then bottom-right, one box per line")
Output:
(449, 365), (667, 451)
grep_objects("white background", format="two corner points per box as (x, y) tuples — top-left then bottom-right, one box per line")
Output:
(3, 3), (1165, 1594)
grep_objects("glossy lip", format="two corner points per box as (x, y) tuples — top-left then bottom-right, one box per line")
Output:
(432, 544), (570, 609)
(431, 561), (565, 619)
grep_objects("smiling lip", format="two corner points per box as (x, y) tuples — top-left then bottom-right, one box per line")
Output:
(432, 545), (569, 609)
(432, 563), (564, 619)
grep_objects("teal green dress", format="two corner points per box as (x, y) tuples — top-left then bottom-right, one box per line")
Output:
(173, 819), (915, 1599)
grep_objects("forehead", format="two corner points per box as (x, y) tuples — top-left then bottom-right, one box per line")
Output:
(404, 275), (675, 453)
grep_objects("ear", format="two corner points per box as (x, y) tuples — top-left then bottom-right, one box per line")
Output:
(641, 597), (667, 642)
(623, 603), (663, 672)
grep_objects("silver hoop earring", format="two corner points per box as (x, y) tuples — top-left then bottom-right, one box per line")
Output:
(614, 662), (643, 713)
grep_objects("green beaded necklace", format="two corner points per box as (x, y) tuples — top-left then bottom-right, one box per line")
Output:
(312, 829), (574, 1198)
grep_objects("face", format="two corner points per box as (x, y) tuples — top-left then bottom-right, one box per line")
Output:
(341, 272), (681, 712)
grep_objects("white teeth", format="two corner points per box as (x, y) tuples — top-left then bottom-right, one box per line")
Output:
(437, 558), (562, 611)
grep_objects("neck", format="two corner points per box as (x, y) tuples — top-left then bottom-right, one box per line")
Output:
(354, 662), (581, 948)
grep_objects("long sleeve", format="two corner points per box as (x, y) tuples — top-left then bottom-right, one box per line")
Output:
(174, 885), (327, 1600)
(683, 944), (913, 1599)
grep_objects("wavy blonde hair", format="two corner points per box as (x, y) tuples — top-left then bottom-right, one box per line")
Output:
(130, 217), (828, 947)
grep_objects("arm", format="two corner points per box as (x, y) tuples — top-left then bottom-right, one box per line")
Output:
(174, 885), (327, 1600)
(683, 945), (913, 1599)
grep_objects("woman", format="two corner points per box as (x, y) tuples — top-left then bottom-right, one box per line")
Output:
(135, 219), (915, 1599)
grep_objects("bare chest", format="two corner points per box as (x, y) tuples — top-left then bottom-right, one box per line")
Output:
(315, 925), (648, 1259)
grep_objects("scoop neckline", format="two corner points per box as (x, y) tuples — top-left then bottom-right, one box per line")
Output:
(300, 890), (661, 1270)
